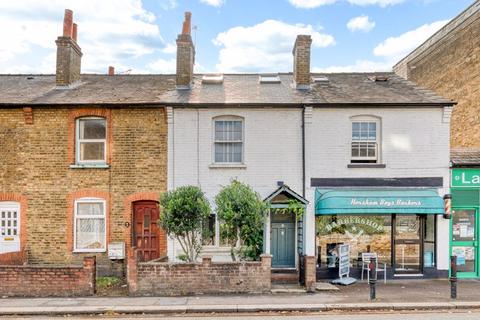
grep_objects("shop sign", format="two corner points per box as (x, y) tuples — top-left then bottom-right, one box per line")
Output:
(324, 217), (384, 241)
(452, 169), (480, 188)
(338, 244), (350, 278)
(350, 198), (422, 207)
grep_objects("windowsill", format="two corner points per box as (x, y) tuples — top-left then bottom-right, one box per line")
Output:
(70, 163), (110, 169)
(209, 163), (247, 169)
(73, 249), (106, 253)
(347, 163), (386, 168)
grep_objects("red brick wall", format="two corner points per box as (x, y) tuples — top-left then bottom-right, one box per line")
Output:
(128, 252), (272, 296)
(0, 257), (96, 297)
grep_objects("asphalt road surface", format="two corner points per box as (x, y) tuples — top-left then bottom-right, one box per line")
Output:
(4, 310), (480, 319)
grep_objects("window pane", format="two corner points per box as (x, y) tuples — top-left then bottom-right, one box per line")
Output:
(77, 202), (104, 216)
(80, 142), (105, 161)
(215, 120), (242, 141)
(79, 119), (106, 139)
(215, 142), (242, 163)
(75, 218), (105, 250)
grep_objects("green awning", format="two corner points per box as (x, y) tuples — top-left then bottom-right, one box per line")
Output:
(315, 189), (445, 215)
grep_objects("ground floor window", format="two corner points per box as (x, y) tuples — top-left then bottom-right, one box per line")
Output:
(316, 214), (436, 273)
(74, 198), (106, 252)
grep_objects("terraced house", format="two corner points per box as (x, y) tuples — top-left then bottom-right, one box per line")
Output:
(1, 9), (455, 289)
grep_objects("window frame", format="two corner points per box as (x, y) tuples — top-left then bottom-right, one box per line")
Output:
(73, 198), (107, 253)
(350, 116), (381, 164)
(75, 117), (107, 164)
(212, 116), (245, 165)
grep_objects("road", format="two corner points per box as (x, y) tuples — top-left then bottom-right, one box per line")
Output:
(4, 310), (480, 319)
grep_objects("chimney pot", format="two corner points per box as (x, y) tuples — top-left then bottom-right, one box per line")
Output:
(292, 34), (312, 89)
(108, 66), (115, 76)
(63, 9), (73, 37)
(72, 23), (78, 42)
(182, 12), (192, 35)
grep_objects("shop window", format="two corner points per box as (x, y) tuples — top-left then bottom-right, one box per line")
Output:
(76, 117), (107, 164)
(213, 117), (243, 164)
(316, 215), (392, 268)
(350, 116), (381, 163)
(74, 198), (106, 252)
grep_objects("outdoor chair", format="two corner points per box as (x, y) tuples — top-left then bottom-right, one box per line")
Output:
(361, 252), (387, 284)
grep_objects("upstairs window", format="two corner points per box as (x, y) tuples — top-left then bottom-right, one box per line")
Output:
(214, 118), (243, 163)
(351, 118), (380, 163)
(76, 117), (106, 163)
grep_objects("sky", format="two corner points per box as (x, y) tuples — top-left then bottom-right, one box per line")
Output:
(0, 0), (474, 74)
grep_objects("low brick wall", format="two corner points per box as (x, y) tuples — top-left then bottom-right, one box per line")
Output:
(128, 251), (271, 296)
(0, 257), (96, 297)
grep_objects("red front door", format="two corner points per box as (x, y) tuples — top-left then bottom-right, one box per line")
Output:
(133, 201), (162, 262)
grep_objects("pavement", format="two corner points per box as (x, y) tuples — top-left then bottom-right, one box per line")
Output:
(2, 279), (480, 316)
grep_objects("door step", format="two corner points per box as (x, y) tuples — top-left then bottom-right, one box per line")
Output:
(271, 270), (299, 284)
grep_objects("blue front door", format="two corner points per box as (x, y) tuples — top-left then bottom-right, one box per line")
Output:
(271, 221), (295, 268)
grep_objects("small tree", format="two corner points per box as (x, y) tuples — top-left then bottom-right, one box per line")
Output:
(159, 186), (211, 263)
(215, 180), (268, 261)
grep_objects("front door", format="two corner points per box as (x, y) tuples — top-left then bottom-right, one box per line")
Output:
(133, 201), (161, 262)
(451, 208), (477, 278)
(271, 213), (295, 268)
(393, 215), (423, 274)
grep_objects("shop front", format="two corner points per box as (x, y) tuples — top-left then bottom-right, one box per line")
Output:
(450, 168), (480, 278)
(315, 189), (445, 279)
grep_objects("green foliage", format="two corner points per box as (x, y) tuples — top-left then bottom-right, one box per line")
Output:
(96, 276), (121, 289)
(159, 185), (211, 262)
(215, 180), (268, 261)
(272, 199), (305, 221)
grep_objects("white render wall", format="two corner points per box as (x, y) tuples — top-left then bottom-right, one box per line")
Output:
(304, 107), (451, 270)
(168, 105), (451, 270)
(168, 107), (303, 261)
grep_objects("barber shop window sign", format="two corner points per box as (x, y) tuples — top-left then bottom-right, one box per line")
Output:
(323, 217), (385, 240)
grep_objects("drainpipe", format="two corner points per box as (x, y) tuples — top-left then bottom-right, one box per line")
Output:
(302, 107), (306, 197)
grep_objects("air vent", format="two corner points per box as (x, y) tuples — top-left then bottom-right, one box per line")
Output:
(259, 74), (281, 84)
(202, 74), (224, 84)
(312, 76), (329, 83)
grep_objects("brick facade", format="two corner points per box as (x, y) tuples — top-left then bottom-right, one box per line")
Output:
(393, 3), (480, 147)
(128, 250), (272, 296)
(0, 256), (96, 297)
(0, 107), (167, 275)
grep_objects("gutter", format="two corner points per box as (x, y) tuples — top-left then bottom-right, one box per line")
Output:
(302, 107), (306, 197)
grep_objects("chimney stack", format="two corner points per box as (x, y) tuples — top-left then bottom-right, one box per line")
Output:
(292, 35), (312, 89)
(176, 12), (195, 89)
(108, 66), (115, 76)
(56, 9), (82, 87)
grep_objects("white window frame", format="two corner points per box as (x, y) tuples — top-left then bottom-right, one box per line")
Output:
(212, 116), (244, 164)
(73, 198), (107, 253)
(0, 201), (21, 254)
(350, 116), (381, 163)
(76, 117), (107, 164)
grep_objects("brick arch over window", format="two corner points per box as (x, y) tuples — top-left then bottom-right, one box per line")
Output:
(66, 189), (110, 252)
(67, 108), (113, 165)
(0, 193), (28, 253)
(123, 192), (166, 255)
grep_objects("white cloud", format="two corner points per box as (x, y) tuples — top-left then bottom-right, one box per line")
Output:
(147, 58), (176, 73)
(0, 0), (164, 74)
(288, 0), (404, 8)
(347, 0), (405, 7)
(161, 42), (177, 54)
(213, 19), (335, 72)
(315, 19), (449, 73)
(200, 0), (225, 7)
(313, 59), (392, 73)
(373, 20), (449, 60)
(347, 15), (375, 32)
(288, 0), (337, 8)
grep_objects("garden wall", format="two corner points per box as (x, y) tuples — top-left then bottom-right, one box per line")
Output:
(0, 257), (96, 297)
(127, 249), (271, 296)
